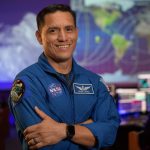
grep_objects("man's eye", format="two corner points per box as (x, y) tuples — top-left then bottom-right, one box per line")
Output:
(50, 29), (55, 32)
(66, 27), (73, 32)
(49, 29), (58, 33)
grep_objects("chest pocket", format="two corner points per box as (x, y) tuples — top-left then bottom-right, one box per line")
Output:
(73, 83), (96, 122)
(46, 82), (74, 123)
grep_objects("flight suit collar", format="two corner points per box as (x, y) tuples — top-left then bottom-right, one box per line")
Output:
(38, 53), (58, 74)
(37, 53), (83, 76)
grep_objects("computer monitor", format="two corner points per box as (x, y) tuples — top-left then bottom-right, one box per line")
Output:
(116, 88), (147, 115)
(138, 73), (150, 92)
(138, 73), (150, 112)
(146, 92), (150, 112)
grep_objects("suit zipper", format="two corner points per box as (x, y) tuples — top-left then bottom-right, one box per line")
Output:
(56, 74), (75, 124)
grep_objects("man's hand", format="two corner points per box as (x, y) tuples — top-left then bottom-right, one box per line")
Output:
(81, 119), (93, 124)
(23, 106), (66, 150)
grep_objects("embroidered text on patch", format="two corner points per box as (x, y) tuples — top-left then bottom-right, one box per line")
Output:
(73, 83), (94, 94)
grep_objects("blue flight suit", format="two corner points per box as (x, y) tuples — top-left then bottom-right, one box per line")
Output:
(8, 53), (120, 150)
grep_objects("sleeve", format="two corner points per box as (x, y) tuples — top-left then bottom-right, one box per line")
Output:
(8, 76), (55, 150)
(81, 79), (120, 149)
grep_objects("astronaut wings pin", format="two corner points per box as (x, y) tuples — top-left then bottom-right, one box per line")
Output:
(73, 83), (94, 94)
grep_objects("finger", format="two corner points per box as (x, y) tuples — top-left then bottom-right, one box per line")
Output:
(24, 124), (39, 136)
(81, 119), (93, 124)
(35, 106), (49, 119)
(28, 138), (36, 146)
(29, 142), (43, 150)
(24, 133), (37, 142)
(35, 106), (56, 124)
(28, 137), (41, 146)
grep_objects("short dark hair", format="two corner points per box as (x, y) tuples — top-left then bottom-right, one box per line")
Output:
(36, 4), (76, 31)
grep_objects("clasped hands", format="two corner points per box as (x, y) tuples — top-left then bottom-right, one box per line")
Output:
(23, 106), (93, 150)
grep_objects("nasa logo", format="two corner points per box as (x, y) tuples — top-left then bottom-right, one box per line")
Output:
(48, 83), (63, 97)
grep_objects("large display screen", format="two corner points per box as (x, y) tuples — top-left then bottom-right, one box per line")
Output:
(0, 0), (150, 88)
(71, 0), (150, 83)
(0, 0), (69, 89)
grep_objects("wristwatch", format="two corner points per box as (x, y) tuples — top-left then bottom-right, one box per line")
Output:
(66, 125), (75, 140)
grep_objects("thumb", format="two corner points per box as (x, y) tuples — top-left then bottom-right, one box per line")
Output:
(35, 106), (48, 119)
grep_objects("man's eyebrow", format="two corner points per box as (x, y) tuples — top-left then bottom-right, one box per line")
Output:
(47, 25), (75, 31)
(65, 25), (75, 27)
(48, 26), (59, 29)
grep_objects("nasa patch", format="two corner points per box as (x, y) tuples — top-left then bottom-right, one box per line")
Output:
(48, 83), (63, 97)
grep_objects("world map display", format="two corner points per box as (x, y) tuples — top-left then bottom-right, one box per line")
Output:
(72, 0), (150, 83)
(0, 0), (150, 84)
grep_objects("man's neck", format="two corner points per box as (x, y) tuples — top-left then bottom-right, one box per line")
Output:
(47, 58), (72, 74)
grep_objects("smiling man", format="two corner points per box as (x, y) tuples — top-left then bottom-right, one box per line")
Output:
(8, 4), (120, 150)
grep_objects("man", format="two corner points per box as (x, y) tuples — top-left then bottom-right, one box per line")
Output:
(8, 4), (120, 150)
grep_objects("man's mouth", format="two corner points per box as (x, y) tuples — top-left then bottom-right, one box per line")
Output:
(56, 44), (71, 48)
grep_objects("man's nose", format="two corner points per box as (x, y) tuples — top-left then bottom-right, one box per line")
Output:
(57, 30), (67, 41)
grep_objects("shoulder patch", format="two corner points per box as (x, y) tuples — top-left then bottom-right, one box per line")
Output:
(11, 80), (25, 103)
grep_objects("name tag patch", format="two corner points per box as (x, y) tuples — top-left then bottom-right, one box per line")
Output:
(73, 83), (94, 94)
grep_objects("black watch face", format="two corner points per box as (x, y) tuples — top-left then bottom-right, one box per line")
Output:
(67, 125), (75, 139)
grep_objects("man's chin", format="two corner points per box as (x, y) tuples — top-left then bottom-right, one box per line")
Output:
(55, 57), (72, 63)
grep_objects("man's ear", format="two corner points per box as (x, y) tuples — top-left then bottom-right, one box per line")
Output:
(35, 30), (42, 45)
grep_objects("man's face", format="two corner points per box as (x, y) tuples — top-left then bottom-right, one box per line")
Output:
(36, 11), (78, 63)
